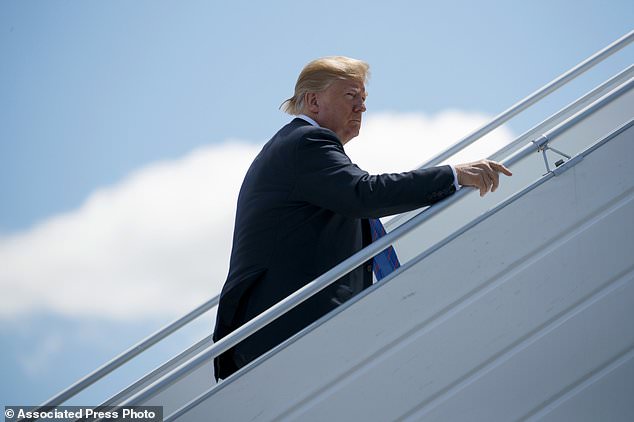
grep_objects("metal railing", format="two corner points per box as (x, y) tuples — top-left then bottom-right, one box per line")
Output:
(39, 29), (634, 410)
(39, 295), (219, 408)
(123, 75), (634, 411)
(385, 63), (634, 230)
(416, 30), (633, 170)
(100, 335), (214, 408)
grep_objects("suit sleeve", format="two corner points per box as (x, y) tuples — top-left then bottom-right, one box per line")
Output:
(292, 128), (456, 218)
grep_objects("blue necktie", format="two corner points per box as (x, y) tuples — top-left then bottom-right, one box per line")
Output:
(369, 218), (401, 281)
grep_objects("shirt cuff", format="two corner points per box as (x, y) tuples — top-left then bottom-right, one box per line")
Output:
(449, 164), (461, 191)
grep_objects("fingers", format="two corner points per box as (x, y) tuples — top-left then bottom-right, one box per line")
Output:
(488, 164), (500, 192)
(473, 162), (494, 196)
(490, 161), (513, 176)
(479, 174), (488, 197)
(455, 159), (512, 197)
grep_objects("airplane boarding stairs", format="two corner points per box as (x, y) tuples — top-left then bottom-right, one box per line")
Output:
(40, 32), (634, 421)
(162, 90), (634, 422)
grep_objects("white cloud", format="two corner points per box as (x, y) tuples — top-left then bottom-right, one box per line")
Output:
(0, 111), (514, 321)
(0, 141), (259, 321)
(346, 109), (514, 173)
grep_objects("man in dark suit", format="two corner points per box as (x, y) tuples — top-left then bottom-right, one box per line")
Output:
(213, 56), (511, 380)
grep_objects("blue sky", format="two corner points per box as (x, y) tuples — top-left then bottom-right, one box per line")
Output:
(1, 0), (632, 410)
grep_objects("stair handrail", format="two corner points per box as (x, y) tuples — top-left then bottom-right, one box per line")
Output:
(38, 295), (219, 408)
(385, 63), (634, 230)
(416, 29), (633, 169)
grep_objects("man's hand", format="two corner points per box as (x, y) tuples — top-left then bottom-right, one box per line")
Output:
(455, 160), (513, 197)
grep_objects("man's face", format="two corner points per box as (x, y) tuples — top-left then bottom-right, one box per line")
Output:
(312, 79), (367, 144)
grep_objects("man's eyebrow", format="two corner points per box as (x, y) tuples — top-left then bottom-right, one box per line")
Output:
(345, 86), (367, 96)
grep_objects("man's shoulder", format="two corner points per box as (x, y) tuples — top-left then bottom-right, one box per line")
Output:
(274, 118), (340, 144)
(254, 119), (344, 168)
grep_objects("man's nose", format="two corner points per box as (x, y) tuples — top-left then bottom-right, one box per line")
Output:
(354, 100), (366, 113)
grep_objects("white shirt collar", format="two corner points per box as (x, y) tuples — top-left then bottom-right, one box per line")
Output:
(296, 114), (320, 127)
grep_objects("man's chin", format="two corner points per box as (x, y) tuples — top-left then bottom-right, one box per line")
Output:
(342, 130), (361, 145)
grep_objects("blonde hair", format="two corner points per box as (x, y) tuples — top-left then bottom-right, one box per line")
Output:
(280, 56), (370, 115)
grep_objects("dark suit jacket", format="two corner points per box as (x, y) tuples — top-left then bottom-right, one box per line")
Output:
(213, 118), (456, 380)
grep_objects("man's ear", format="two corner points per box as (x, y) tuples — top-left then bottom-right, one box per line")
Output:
(305, 92), (319, 114)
